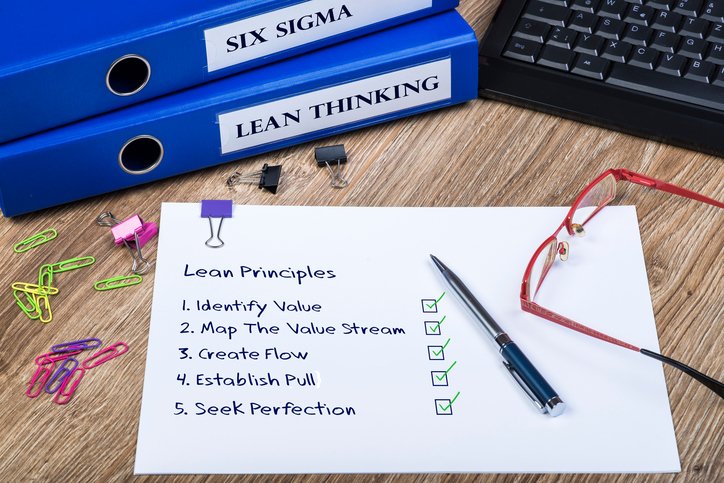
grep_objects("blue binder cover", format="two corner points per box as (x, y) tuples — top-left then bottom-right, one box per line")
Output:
(0, 0), (458, 144)
(0, 11), (478, 217)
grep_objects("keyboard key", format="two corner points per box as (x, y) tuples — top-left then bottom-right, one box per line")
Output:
(629, 45), (660, 67)
(602, 39), (633, 61)
(599, 0), (629, 18)
(708, 22), (724, 41)
(539, 0), (571, 6)
(548, 26), (579, 47)
(674, 0), (703, 15)
(607, 62), (724, 109)
(572, 53), (611, 78)
(651, 30), (681, 51)
(569, 11), (598, 32)
(656, 52), (688, 73)
(624, 24), (654, 44)
(597, 17), (626, 38)
(680, 17), (710, 38)
(625, 4), (656, 25)
(685, 58), (716, 80)
(503, 38), (543, 63)
(572, 0), (600, 12)
(652, 10), (683, 31)
(513, 19), (551, 42)
(678, 36), (709, 57)
(647, 0), (675, 9)
(523, 1), (571, 26)
(575, 33), (607, 53)
(713, 64), (724, 84)
(706, 42), (724, 63)
(702, 1), (724, 22)
(538, 44), (577, 69)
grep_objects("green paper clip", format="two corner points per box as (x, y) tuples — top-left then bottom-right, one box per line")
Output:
(38, 264), (54, 287)
(36, 294), (53, 324)
(94, 275), (143, 291)
(11, 282), (59, 296)
(13, 228), (58, 253)
(13, 290), (40, 320)
(50, 256), (96, 273)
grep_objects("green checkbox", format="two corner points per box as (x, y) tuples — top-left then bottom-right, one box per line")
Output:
(426, 292), (446, 309)
(436, 391), (460, 414)
(432, 338), (451, 357)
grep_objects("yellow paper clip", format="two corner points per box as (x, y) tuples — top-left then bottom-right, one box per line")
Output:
(13, 228), (58, 253)
(13, 290), (40, 320)
(50, 256), (96, 273)
(36, 294), (53, 324)
(94, 275), (143, 291)
(11, 282), (59, 296)
(38, 264), (54, 287)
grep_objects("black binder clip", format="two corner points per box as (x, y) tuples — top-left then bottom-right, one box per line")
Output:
(227, 163), (282, 194)
(315, 144), (349, 189)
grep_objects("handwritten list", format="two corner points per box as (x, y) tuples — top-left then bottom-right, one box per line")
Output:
(135, 203), (680, 474)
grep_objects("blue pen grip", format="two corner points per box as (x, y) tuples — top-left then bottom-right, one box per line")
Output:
(501, 342), (559, 410)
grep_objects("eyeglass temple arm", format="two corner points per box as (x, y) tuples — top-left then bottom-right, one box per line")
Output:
(617, 169), (724, 208)
(522, 300), (724, 399)
(640, 349), (724, 398)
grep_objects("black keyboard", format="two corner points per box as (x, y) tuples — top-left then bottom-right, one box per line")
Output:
(478, 0), (724, 156)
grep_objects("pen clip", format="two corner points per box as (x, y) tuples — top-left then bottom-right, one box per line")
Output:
(503, 361), (546, 414)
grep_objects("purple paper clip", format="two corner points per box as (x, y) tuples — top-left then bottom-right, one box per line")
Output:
(51, 338), (103, 353)
(44, 357), (79, 394)
(201, 200), (233, 248)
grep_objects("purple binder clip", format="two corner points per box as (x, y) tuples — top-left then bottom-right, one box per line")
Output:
(201, 200), (232, 248)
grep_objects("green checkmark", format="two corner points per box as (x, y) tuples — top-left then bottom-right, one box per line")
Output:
(435, 360), (457, 381)
(438, 391), (461, 412)
(430, 315), (446, 333)
(427, 291), (446, 309)
(432, 338), (451, 357)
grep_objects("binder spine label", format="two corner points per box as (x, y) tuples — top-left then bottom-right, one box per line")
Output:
(205, 0), (433, 72)
(218, 58), (452, 155)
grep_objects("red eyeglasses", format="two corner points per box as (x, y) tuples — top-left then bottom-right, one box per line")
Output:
(521, 168), (723, 398)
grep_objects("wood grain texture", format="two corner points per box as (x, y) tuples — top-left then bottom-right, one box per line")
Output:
(0, 1), (721, 482)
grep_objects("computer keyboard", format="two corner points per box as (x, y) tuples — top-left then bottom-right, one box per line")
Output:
(478, 0), (724, 156)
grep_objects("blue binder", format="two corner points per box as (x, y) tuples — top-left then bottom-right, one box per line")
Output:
(0, 0), (458, 144)
(0, 11), (478, 217)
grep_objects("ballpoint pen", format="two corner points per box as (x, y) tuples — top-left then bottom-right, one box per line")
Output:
(430, 255), (566, 417)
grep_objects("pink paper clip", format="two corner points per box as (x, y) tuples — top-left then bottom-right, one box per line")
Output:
(27, 359), (54, 398)
(34, 349), (83, 365)
(53, 367), (85, 405)
(44, 357), (79, 394)
(111, 215), (145, 246)
(82, 342), (129, 369)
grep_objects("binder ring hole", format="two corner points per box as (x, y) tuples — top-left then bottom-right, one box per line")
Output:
(106, 55), (151, 96)
(119, 135), (163, 175)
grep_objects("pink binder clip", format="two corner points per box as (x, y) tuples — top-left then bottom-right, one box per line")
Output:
(128, 221), (158, 249)
(111, 215), (144, 246)
(97, 211), (157, 275)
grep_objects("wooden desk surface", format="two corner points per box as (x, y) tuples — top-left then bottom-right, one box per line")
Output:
(0, 2), (721, 482)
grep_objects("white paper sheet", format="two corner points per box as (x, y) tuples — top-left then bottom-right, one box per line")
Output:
(134, 203), (680, 474)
